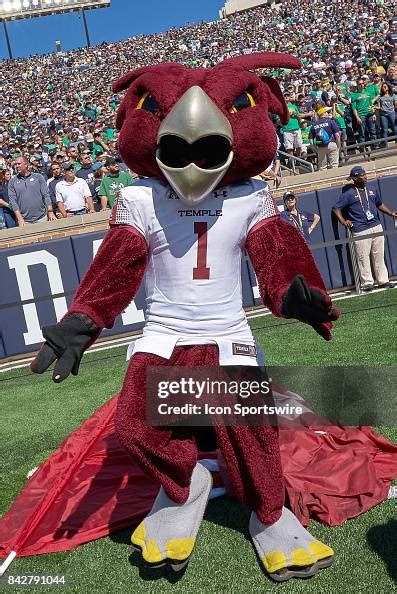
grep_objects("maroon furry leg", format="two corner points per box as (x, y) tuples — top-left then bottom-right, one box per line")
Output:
(115, 346), (219, 504)
(216, 425), (284, 525)
(115, 344), (284, 523)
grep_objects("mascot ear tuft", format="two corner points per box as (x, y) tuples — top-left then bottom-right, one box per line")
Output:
(112, 66), (154, 93)
(112, 62), (184, 93)
(260, 76), (290, 125)
(217, 52), (301, 72)
(214, 52), (300, 125)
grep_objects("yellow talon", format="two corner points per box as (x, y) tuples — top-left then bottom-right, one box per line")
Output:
(166, 538), (195, 561)
(290, 547), (316, 567)
(131, 522), (146, 547)
(142, 539), (164, 564)
(309, 540), (334, 561)
(261, 551), (288, 573)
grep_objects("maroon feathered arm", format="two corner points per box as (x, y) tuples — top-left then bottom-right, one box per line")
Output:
(68, 226), (148, 329)
(245, 217), (336, 339)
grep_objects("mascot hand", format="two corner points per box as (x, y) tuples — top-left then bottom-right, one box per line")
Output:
(30, 313), (100, 383)
(281, 275), (339, 341)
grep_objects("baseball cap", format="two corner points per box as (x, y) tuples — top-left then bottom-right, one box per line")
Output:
(61, 161), (74, 171)
(347, 165), (366, 179)
(316, 106), (332, 116)
(283, 191), (296, 201)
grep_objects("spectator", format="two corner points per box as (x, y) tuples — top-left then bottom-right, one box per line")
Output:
(47, 162), (63, 212)
(386, 49), (397, 89)
(54, 151), (67, 165)
(92, 132), (109, 158)
(281, 91), (304, 160)
(92, 161), (105, 211)
(336, 83), (355, 143)
(385, 18), (397, 52)
(361, 74), (380, 103)
(280, 190), (320, 243)
(30, 155), (48, 179)
(351, 79), (378, 147)
(76, 149), (96, 197)
(310, 79), (323, 101)
(309, 107), (341, 171)
(55, 161), (95, 217)
(331, 97), (348, 164)
(298, 119), (312, 161)
(67, 146), (81, 172)
(332, 165), (396, 291)
(8, 156), (55, 226)
(98, 157), (135, 210)
(378, 82), (397, 146)
(0, 167), (16, 229)
(83, 101), (98, 122)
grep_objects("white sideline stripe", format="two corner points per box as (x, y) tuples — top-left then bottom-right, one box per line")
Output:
(0, 288), (393, 374)
(0, 551), (17, 577)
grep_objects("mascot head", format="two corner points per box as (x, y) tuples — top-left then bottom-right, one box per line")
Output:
(113, 53), (301, 205)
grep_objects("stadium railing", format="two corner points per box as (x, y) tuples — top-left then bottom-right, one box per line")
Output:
(345, 135), (397, 163)
(278, 150), (314, 175)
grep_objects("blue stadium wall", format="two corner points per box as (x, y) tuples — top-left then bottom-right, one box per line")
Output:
(0, 174), (396, 359)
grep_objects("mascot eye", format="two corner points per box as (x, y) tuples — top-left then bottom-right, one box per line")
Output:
(230, 91), (256, 113)
(136, 92), (160, 116)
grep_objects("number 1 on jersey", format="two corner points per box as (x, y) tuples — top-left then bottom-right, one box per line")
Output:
(193, 222), (210, 280)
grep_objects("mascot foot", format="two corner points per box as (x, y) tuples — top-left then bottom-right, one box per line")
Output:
(250, 507), (334, 582)
(131, 462), (212, 571)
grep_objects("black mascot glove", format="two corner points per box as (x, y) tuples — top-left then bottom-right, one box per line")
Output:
(281, 275), (339, 341)
(30, 313), (101, 383)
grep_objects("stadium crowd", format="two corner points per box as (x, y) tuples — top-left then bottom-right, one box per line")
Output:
(0, 0), (396, 228)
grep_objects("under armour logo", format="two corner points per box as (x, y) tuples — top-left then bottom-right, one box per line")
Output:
(213, 190), (228, 198)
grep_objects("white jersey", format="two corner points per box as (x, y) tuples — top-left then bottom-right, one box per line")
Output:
(111, 178), (278, 361)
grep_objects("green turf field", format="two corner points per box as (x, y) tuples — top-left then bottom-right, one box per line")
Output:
(0, 290), (396, 593)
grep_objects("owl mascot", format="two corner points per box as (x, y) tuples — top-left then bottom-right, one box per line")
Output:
(31, 53), (339, 582)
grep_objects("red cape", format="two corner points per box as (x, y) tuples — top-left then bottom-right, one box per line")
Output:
(1, 390), (396, 559)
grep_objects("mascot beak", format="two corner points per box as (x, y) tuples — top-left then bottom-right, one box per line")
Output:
(156, 86), (234, 205)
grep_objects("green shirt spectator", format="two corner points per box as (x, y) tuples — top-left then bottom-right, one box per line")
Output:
(334, 104), (347, 129)
(351, 86), (375, 118)
(92, 142), (104, 158)
(98, 158), (134, 209)
(84, 103), (98, 122)
(282, 103), (301, 132)
(300, 126), (311, 146)
(365, 83), (380, 101)
(103, 127), (116, 141)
